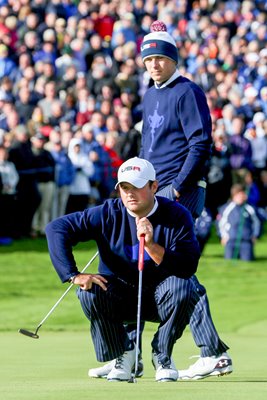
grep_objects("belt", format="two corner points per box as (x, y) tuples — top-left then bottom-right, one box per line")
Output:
(197, 180), (207, 189)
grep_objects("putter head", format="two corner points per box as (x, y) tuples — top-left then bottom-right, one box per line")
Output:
(18, 328), (39, 339)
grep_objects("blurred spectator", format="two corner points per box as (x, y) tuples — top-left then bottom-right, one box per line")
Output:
(15, 86), (36, 124)
(244, 121), (267, 176)
(17, 11), (40, 44)
(99, 99), (114, 119)
(94, 2), (115, 42)
(69, 36), (89, 74)
(63, 91), (77, 125)
(116, 107), (141, 161)
(22, 30), (40, 58)
(258, 170), (267, 211)
(259, 86), (267, 116)
(50, 139), (75, 219)
(253, 111), (266, 137)
(33, 34), (57, 66)
(47, 99), (65, 128)
(37, 80), (62, 123)
(37, 59), (57, 82)
(89, 111), (108, 138)
(0, 145), (19, 241)
(106, 116), (120, 137)
(8, 125), (41, 238)
(111, 12), (137, 49)
(229, 116), (254, 181)
(102, 130), (123, 194)
(76, 95), (96, 126)
(0, 106), (21, 138)
(27, 106), (45, 137)
(0, 44), (17, 82)
(30, 132), (56, 237)
(242, 169), (261, 209)
(66, 138), (95, 213)
(87, 53), (115, 98)
(79, 122), (111, 203)
(115, 58), (140, 96)
(206, 128), (233, 219)
(57, 63), (78, 91)
(86, 33), (109, 70)
(218, 183), (261, 261)
(0, 76), (15, 102)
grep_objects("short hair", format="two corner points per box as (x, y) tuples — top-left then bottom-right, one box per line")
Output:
(231, 183), (246, 197)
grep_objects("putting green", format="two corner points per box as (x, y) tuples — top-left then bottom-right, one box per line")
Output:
(1, 324), (267, 400)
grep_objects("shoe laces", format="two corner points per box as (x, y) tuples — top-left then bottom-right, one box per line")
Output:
(161, 363), (171, 369)
(114, 355), (125, 369)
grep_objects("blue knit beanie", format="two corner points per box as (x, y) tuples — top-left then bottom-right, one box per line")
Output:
(141, 21), (178, 64)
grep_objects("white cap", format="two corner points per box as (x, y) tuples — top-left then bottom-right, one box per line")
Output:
(115, 157), (156, 189)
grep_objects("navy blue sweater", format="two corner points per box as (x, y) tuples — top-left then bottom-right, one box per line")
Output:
(140, 76), (212, 193)
(45, 196), (200, 287)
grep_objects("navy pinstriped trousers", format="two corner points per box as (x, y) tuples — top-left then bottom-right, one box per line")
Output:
(77, 276), (198, 363)
(156, 184), (229, 357)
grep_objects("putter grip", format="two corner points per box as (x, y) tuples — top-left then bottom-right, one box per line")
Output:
(138, 235), (145, 271)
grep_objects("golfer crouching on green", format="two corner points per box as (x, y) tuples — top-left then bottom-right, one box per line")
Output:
(45, 157), (200, 382)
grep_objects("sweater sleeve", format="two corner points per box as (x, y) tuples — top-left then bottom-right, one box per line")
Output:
(172, 86), (212, 192)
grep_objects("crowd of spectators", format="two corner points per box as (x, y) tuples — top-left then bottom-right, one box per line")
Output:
(0, 0), (266, 245)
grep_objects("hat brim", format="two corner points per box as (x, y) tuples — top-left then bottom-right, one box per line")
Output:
(115, 178), (149, 190)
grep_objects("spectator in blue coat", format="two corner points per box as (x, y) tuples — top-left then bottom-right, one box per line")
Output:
(50, 139), (75, 219)
(0, 44), (17, 82)
(218, 183), (261, 261)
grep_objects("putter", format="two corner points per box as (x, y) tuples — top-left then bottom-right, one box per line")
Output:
(128, 234), (145, 383)
(18, 250), (99, 339)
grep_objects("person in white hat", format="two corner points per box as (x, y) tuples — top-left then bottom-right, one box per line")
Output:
(46, 156), (201, 382)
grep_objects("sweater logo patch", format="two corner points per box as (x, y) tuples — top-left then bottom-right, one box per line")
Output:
(147, 101), (164, 152)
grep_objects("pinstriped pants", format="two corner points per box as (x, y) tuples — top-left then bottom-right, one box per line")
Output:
(77, 276), (198, 363)
(143, 185), (228, 357)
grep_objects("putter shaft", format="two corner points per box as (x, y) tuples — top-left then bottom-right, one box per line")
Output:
(133, 235), (145, 378)
(18, 251), (99, 339)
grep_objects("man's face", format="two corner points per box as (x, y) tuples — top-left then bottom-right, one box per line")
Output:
(144, 56), (176, 83)
(119, 181), (158, 217)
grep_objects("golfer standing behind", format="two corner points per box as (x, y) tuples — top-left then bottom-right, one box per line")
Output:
(139, 21), (232, 379)
(45, 157), (200, 382)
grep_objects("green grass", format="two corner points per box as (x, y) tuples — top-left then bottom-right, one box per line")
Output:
(0, 228), (267, 399)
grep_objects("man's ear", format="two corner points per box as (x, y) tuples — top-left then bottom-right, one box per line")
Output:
(152, 180), (158, 194)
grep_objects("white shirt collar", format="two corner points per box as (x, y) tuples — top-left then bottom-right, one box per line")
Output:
(155, 69), (180, 89)
(127, 197), (159, 218)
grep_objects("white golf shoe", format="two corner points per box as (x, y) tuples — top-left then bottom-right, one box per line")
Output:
(152, 352), (178, 382)
(178, 352), (233, 380)
(106, 346), (137, 381)
(88, 359), (115, 378)
(88, 355), (144, 378)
